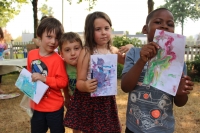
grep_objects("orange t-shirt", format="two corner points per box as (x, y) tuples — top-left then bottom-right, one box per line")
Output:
(27, 49), (68, 112)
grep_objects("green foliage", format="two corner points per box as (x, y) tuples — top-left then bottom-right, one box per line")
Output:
(117, 64), (124, 78)
(160, 0), (200, 35)
(39, 4), (54, 17)
(113, 35), (143, 78)
(0, 0), (28, 27)
(113, 35), (142, 48)
(186, 55), (200, 82)
(14, 36), (22, 42)
(67, 0), (97, 11)
(186, 35), (195, 42)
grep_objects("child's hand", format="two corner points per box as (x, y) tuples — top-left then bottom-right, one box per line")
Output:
(176, 75), (194, 95)
(84, 79), (98, 93)
(140, 42), (159, 62)
(31, 73), (46, 82)
(119, 44), (133, 56)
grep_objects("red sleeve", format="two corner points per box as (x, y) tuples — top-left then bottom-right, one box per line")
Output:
(45, 59), (68, 90)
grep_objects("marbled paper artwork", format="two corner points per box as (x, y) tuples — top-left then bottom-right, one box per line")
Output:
(15, 68), (49, 104)
(90, 54), (117, 97)
(143, 29), (185, 96)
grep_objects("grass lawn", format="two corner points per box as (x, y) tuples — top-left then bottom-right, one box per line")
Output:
(0, 73), (199, 133)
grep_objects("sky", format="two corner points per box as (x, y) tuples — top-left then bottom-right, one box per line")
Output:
(5, 0), (200, 39)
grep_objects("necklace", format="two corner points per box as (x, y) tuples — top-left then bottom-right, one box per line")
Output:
(38, 51), (54, 61)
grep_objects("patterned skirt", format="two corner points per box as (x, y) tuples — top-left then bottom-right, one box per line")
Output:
(63, 89), (121, 132)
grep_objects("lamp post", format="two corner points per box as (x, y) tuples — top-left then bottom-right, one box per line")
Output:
(62, 0), (64, 24)
(10, 39), (14, 59)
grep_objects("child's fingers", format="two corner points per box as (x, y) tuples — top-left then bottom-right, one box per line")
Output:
(183, 75), (191, 80)
(149, 42), (160, 49)
(185, 80), (194, 86)
(185, 85), (193, 91)
(182, 90), (191, 94)
(119, 46), (127, 54)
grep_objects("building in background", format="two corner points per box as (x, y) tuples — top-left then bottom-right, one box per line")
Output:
(22, 32), (34, 42)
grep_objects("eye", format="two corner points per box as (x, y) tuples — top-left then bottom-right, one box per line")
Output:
(105, 27), (110, 31)
(65, 49), (70, 52)
(47, 35), (52, 38)
(168, 23), (174, 27)
(155, 21), (161, 24)
(95, 28), (100, 31)
(74, 47), (80, 51)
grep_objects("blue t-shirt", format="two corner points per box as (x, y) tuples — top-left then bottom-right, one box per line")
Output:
(0, 44), (6, 60)
(122, 47), (186, 133)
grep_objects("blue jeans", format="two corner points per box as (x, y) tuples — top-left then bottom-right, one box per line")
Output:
(31, 107), (65, 133)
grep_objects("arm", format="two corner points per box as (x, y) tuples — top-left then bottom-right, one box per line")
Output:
(45, 60), (68, 89)
(76, 48), (97, 92)
(111, 44), (133, 64)
(174, 75), (194, 107)
(63, 86), (70, 109)
(121, 42), (159, 93)
(31, 59), (68, 89)
(121, 58), (146, 92)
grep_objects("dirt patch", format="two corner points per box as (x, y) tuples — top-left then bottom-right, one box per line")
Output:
(0, 74), (199, 133)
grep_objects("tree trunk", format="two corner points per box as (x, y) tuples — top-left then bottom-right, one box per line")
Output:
(181, 22), (184, 35)
(181, 16), (184, 35)
(148, 0), (154, 14)
(32, 0), (38, 38)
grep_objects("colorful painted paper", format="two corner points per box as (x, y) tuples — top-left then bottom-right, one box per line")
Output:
(15, 68), (49, 104)
(90, 54), (117, 97)
(143, 29), (186, 96)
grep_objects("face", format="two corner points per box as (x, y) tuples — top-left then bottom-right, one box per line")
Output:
(39, 30), (58, 53)
(61, 41), (82, 66)
(94, 18), (111, 47)
(142, 10), (175, 42)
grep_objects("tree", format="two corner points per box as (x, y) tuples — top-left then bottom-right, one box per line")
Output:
(160, 0), (200, 35)
(31, 0), (38, 38)
(14, 36), (22, 42)
(67, 0), (97, 11)
(39, 4), (54, 17)
(3, 29), (13, 43)
(186, 35), (195, 42)
(0, 0), (28, 27)
(136, 31), (142, 34)
(148, 0), (154, 13)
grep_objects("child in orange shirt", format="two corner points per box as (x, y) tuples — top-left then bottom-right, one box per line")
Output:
(27, 17), (68, 133)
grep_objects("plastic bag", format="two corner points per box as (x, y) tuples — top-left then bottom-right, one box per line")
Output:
(20, 95), (33, 117)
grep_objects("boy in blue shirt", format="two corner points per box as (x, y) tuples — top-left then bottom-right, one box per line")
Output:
(121, 8), (194, 133)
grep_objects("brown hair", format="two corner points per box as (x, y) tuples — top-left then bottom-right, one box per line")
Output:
(37, 17), (64, 40)
(0, 27), (4, 41)
(59, 32), (83, 50)
(84, 11), (112, 54)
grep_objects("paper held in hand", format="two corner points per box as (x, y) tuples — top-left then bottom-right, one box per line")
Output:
(143, 29), (186, 96)
(15, 68), (49, 104)
(90, 54), (117, 97)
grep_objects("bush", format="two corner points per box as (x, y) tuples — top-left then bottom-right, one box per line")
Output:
(113, 35), (142, 48)
(117, 64), (124, 78)
(186, 55), (200, 82)
(113, 35), (142, 78)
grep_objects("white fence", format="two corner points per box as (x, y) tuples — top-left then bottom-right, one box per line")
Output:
(5, 41), (35, 59)
(185, 41), (200, 61)
(5, 41), (200, 61)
